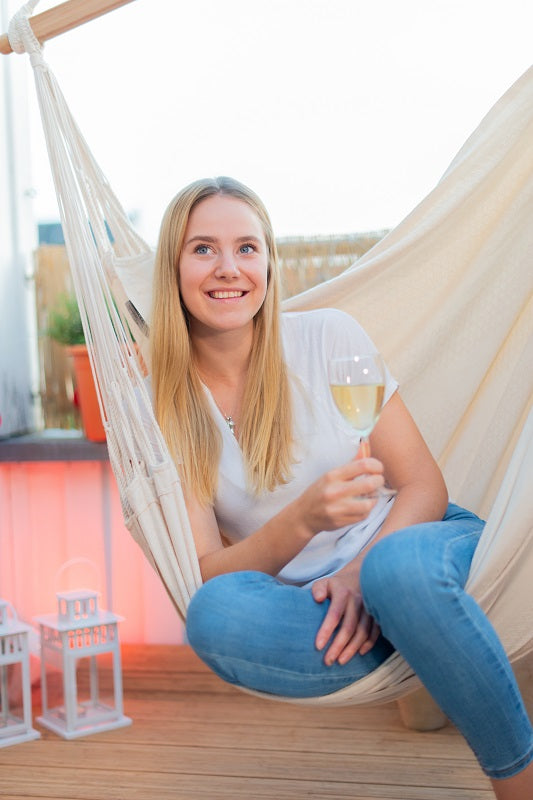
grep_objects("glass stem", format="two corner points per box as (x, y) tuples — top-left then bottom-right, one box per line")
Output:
(359, 436), (371, 459)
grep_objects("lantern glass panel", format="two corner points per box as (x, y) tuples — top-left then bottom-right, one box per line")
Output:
(41, 662), (65, 714)
(1, 662), (25, 734)
(75, 653), (117, 718)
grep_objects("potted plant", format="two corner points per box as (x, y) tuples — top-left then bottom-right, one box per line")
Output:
(47, 294), (106, 442)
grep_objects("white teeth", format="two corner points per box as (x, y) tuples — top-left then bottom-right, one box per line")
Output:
(209, 290), (244, 299)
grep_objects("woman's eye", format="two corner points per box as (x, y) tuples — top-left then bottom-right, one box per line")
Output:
(194, 244), (210, 255)
(239, 243), (255, 254)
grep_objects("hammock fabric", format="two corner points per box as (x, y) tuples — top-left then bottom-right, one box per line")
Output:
(9, 2), (533, 707)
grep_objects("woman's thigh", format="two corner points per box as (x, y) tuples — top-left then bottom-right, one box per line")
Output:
(362, 502), (485, 604)
(186, 570), (394, 698)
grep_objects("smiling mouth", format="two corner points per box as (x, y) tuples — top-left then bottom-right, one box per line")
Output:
(208, 290), (246, 299)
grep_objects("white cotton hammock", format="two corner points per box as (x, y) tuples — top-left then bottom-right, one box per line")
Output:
(6, 1), (533, 709)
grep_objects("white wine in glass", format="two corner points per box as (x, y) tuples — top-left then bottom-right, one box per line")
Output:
(328, 354), (396, 497)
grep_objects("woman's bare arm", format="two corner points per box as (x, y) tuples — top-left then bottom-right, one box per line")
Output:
(185, 456), (385, 583)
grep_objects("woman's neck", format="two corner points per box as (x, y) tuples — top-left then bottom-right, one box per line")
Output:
(190, 327), (253, 436)
(194, 340), (250, 436)
(191, 326), (253, 388)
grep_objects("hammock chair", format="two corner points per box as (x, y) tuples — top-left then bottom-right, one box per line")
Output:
(5, 1), (533, 713)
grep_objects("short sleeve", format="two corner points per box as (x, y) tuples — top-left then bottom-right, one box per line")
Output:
(318, 308), (398, 404)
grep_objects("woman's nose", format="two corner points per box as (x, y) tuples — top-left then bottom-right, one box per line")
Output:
(214, 252), (240, 278)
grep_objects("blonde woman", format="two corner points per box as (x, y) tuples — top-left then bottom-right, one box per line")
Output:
(151, 176), (533, 799)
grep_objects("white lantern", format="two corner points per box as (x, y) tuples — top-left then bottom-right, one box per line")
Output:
(0, 599), (40, 748)
(35, 589), (131, 739)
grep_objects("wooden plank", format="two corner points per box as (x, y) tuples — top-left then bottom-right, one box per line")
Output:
(1, 0), (135, 54)
(0, 775), (494, 800)
(85, 709), (476, 764)
(124, 692), (412, 730)
(0, 742), (488, 788)
(0, 645), (494, 799)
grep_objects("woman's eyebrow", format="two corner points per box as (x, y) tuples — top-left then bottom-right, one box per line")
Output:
(235, 236), (262, 243)
(184, 234), (263, 246)
(184, 235), (217, 246)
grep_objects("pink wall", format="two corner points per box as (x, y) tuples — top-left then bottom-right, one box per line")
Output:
(0, 460), (183, 645)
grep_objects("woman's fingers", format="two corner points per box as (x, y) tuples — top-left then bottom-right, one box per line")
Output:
(313, 579), (379, 665)
(349, 474), (385, 498)
(313, 580), (350, 651)
(315, 597), (380, 665)
(322, 600), (360, 666)
(320, 473), (382, 520)
(337, 457), (384, 482)
(328, 458), (386, 504)
(336, 611), (380, 664)
(358, 618), (381, 656)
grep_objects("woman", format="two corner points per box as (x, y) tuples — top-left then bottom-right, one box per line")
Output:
(150, 176), (533, 799)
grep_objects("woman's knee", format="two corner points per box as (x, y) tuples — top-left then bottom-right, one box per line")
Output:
(186, 570), (282, 656)
(360, 519), (480, 624)
(187, 576), (224, 654)
(359, 525), (451, 624)
(187, 572), (246, 655)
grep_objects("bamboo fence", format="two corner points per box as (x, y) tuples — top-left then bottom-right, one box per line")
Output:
(34, 245), (81, 431)
(277, 231), (386, 298)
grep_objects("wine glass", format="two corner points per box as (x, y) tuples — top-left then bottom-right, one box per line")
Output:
(328, 353), (396, 497)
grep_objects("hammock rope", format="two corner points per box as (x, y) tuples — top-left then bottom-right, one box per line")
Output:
(7, 1), (533, 707)
(8, 2), (203, 617)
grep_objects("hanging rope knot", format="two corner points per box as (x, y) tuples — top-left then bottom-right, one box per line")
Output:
(8, 0), (43, 56)
(29, 49), (46, 69)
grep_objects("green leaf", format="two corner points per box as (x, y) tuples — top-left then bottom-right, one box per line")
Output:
(47, 294), (85, 345)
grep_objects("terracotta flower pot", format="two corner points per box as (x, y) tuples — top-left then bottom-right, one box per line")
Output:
(67, 345), (106, 442)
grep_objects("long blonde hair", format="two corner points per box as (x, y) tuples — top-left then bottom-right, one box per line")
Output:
(151, 176), (293, 505)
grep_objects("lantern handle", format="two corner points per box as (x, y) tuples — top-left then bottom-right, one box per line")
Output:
(0, 599), (19, 624)
(54, 557), (101, 593)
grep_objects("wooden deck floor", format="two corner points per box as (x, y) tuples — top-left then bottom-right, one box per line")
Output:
(1, 644), (494, 799)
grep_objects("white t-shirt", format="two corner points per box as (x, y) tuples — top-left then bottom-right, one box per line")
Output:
(204, 308), (399, 587)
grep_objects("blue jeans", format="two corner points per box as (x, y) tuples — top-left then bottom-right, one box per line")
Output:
(186, 504), (533, 779)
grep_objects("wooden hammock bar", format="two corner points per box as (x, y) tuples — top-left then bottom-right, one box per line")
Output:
(0, 0), (135, 55)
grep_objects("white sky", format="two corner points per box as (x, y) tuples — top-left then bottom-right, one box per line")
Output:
(24, 0), (533, 245)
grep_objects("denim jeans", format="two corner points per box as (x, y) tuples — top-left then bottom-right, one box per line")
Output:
(186, 504), (533, 779)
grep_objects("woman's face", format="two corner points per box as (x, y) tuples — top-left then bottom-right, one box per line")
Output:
(178, 194), (269, 339)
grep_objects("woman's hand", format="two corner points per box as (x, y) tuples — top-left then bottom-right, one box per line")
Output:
(312, 560), (380, 665)
(295, 457), (385, 536)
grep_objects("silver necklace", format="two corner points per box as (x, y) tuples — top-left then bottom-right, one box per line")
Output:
(224, 415), (236, 436)
(200, 374), (237, 436)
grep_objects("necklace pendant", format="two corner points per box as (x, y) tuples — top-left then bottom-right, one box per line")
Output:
(225, 415), (236, 436)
